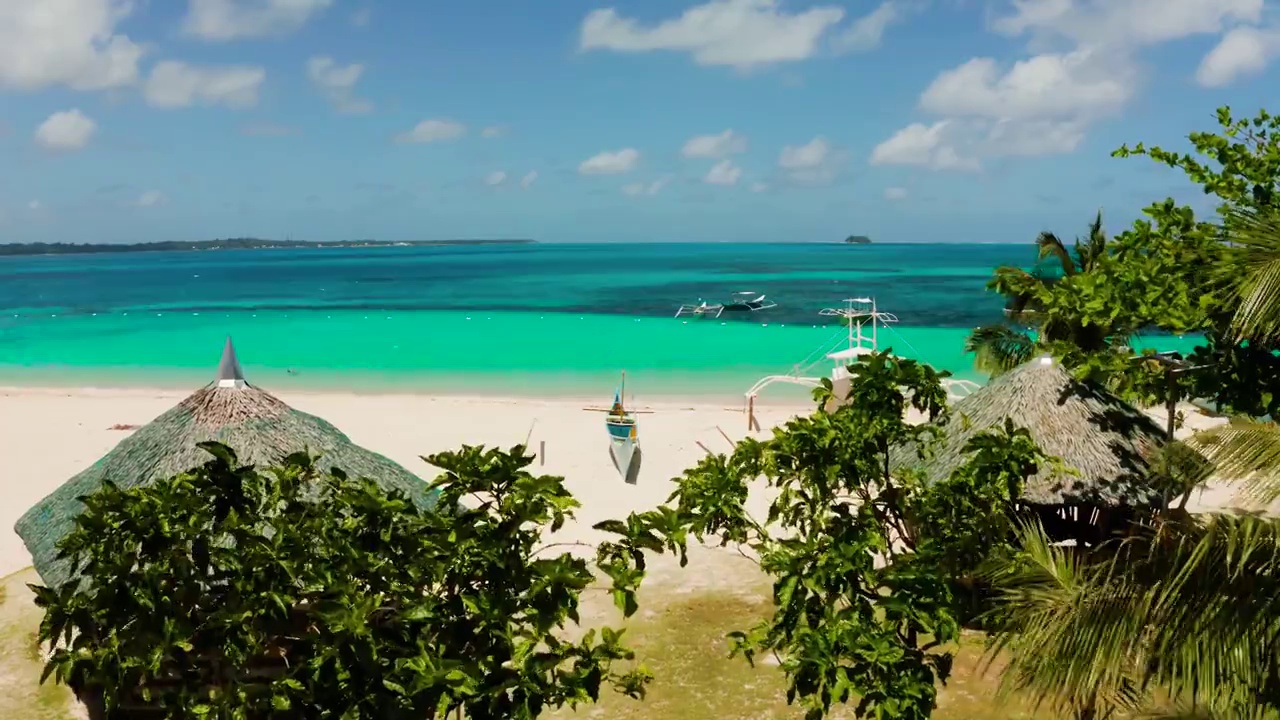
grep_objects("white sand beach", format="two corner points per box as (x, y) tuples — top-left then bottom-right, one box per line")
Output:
(0, 384), (1253, 580)
(0, 386), (812, 578)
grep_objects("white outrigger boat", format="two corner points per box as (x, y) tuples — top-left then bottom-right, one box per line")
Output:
(605, 372), (640, 482)
(743, 297), (979, 429)
(676, 291), (777, 318)
(674, 299), (725, 318)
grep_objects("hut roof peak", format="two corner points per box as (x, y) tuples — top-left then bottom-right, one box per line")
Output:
(215, 336), (246, 388)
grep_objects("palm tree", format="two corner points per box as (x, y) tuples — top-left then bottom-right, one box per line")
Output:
(967, 211), (1112, 376)
(982, 205), (1280, 719)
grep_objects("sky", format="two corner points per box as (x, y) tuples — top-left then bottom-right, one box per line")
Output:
(0, 0), (1277, 244)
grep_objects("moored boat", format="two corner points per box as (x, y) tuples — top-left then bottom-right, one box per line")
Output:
(605, 372), (639, 481)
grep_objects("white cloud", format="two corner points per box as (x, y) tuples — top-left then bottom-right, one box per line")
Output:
(481, 125), (509, 138)
(485, 171), (507, 187)
(872, 0), (1270, 171)
(704, 159), (743, 185)
(521, 171), (538, 189)
(307, 56), (373, 114)
(884, 186), (908, 200)
(351, 7), (371, 27)
(681, 129), (747, 158)
(919, 49), (1131, 121)
(34, 109), (97, 151)
(395, 119), (466, 144)
(778, 136), (843, 182)
(991, 0), (1262, 48)
(779, 136), (830, 169)
(183, 0), (334, 41)
(580, 0), (846, 69)
(136, 190), (166, 207)
(579, 148), (640, 175)
(833, 1), (903, 53)
(871, 122), (948, 167)
(1196, 26), (1280, 86)
(0, 0), (143, 91)
(750, 182), (769, 193)
(623, 178), (668, 196)
(28, 200), (42, 211)
(865, 121), (983, 170)
(144, 61), (266, 109)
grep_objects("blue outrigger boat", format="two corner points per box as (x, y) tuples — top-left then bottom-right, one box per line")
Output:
(605, 372), (639, 479)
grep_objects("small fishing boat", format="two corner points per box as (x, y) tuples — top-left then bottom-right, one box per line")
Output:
(675, 291), (776, 318)
(605, 372), (639, 481)
(723, 291), (777, 312)
(675, 299), (725, 318)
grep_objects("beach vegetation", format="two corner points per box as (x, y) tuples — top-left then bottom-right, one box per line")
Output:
(598, 351), (1050, 718)
(30, 442), (658, 719)
(967, 106), (1280, 413)
(972, 107), (1280, 719)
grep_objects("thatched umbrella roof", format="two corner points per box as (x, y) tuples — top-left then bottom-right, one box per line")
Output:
(16, 338), (435, 587)
(902, 355), (1167, 506)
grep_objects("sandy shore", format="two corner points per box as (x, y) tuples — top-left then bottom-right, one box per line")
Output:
(0, 386), (811, 578)
(0, 384), (1256, 580)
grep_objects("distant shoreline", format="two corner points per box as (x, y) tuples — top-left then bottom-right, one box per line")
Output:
(0, 238), (536, 257)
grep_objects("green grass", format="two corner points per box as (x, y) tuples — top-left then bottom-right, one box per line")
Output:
(549, 587), (1058, 720)
(0, 567), (79, 720)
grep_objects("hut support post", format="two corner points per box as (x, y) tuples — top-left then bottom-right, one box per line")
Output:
(747, 396), (760, 432)
(539, 440), (545, 466)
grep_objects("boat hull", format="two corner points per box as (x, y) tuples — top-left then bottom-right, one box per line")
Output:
(606, 419), (639, 482)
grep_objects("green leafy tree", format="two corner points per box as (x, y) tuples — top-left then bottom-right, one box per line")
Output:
(597, 352), (1051, 719)
(34, 442), (653, 719)
(1113, 106), (1280, 416)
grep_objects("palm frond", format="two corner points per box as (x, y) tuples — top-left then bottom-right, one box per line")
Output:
(1188, 419), (1280, 507)
(987, 517), (1280, 719)
(965, 325), (1037, 377)
(1222, 205), (1280, 343)
(1037, 231), (1076, 277)
(1076, 210), (1108, 272)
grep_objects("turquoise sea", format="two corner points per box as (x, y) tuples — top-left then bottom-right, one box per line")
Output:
(0, 243), (1202, 400)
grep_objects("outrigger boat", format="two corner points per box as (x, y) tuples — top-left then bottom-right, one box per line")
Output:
(605, 372), (640, 482)
(674, 299), (725, 318)
(724, 291), (777, 312)
(676, 291), (777, 318)
(743, 297), (979, 429)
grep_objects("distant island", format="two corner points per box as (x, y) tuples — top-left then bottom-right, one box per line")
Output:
(0, 237), (536, 256)
(844, 235), (872, 244)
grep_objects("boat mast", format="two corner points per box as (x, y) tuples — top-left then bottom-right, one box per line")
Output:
(870, 298), (878, 349)
(621, 370), (626, 409)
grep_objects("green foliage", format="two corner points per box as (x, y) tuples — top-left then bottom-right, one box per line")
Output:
(33, 442), (654, 719)
(971, 107), (1280, 411)
(596, 353), (1051, 719)
(1112, 106), (1280, 417)
(910, 420), (1046, 582)
(987, 516), (1280, 719)
(965, 213), (1169, 393)
(1113, 106), (1280, 210)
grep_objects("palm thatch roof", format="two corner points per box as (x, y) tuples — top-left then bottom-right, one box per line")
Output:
(902, 355), (1167, 506)
(16, 338), (435, 587)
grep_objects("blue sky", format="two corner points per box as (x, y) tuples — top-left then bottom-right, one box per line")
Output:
(0, 0), (1277, 244)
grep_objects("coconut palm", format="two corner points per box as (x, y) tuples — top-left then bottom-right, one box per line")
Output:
(967, 212), (1113, 376)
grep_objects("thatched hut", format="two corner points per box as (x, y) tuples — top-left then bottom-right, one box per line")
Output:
(903, 355), (1168, 544)
(15, 338), (435, 589)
